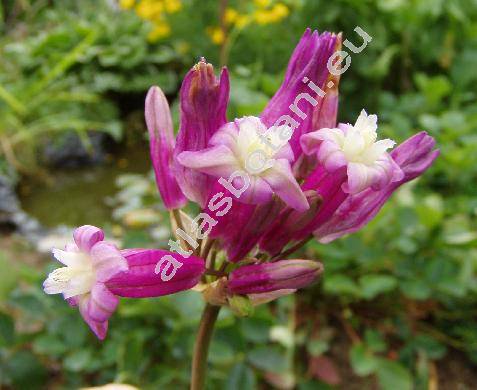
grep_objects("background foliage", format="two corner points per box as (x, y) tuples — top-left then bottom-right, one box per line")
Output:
(0, 0), (476, 389)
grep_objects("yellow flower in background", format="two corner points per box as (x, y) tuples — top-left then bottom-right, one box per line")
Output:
(176, 41), (191, 55)
(223, 7), (251, 29)
(254, 2), (289, 24)
(225, 7), (239, 25)
(235, 14), (251, 29)
(148, 22), (171, 41)
(205, 1), (291, 45)
(119, 0), (135, 9)
(164, 0), (182, 13)
(135, 1), (164, 20)
(254, 0), (272, 7)
(272, 3), (289, 18)
(206, 26), (225, 45)
(119, 0), (182, 41)
(121, 0), (290, 45)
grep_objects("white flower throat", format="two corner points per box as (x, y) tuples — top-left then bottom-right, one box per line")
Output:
(236, 117), (291, 174)
(336, 110), (395, 165)
(43, 249), (96, 299)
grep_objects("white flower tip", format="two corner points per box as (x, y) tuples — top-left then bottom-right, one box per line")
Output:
(51, 248), (61, 259)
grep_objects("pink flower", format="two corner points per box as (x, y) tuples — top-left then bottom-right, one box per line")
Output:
(44, 225), (205, 339)
(172, 59), (230, 208)
(301, 110), (403, 194)
(313, 131), (439, 243)
(177, 116), (308, 211)
(228, 260), (323, 295)
(145, 86), (187, 210)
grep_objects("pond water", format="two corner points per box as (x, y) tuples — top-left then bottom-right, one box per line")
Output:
(18, 146), (150, 228)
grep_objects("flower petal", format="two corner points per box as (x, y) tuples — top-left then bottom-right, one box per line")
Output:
(78, 294), (109, 340)
(73, 225), (104, 253)
(229, 259), (323, 294)
(90, 241), (128, 282)
(177, 145), (240, 178)
(262, 159), (309, 211)
(52, 248), (86, 267)
(87, 283), (119, 323)
(344, 155), (403, 194)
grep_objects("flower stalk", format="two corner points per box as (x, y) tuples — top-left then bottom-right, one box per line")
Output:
(191, 304), (221, 390)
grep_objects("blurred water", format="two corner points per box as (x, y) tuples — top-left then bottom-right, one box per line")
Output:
(18, 147), (150, 228)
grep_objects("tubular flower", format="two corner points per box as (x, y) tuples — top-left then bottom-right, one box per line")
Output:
(260, 110), (406, 254)
(313, 132), (439, 243)
(228, 260), (323, 295)
(262, 128), (438, 255)
(44, 225), (205, 339)
(291, 111), (402, 239)
(301, 110), (403, 194)
(173, 59), (230, 207)
(145, 86), (187, 210)
(261, 30), (340, 159)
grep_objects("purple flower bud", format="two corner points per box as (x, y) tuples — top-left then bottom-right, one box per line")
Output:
(173, 59), (230, 207)
(145, 86), (187, 210)
(228, 260), (323, 295)
(261, 29), (340, 158)
(108, 249), (205, 298)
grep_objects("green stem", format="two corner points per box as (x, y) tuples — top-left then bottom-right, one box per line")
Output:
(191, 304), (221, 390)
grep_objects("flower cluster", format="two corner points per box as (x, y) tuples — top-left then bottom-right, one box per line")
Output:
(119, 0), (182, 41)
(44, 28), (438, 339)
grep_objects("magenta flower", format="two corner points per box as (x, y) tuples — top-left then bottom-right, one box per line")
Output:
(260, 30), (341, 159)
(44, 28), (439, 388)
(260, 124), (438, 255)
(228, 260), (323, 295)
(313, 131), (439, 243)
(44, 225), (205, 339)
(172, 59), (230, 208)
(145, 86), (187, 210)
(177, 116), (308, 210)
(301, 110), (403, 194)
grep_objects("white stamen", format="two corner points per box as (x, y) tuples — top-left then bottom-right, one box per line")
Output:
(43, 251), (95, 299)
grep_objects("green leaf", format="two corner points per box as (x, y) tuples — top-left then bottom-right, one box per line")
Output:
(33, 334), (68, 356)
(227, 363), (257, 390)
(307, 340), (329, 357)
(323, 274), (360, 296)
(415, 194), (444, 229)
(0, 312), (14, 347)
(4, 351), (48, 389)
(359, 275), (397, 299)
(209, 340), (235, 365)
(400, 279), (431, 300)
(248, 346), (288, 373)
(412, 335), (447, 359)
(240, 317), (272, 343)
(376, 359), (412, 390)
(64, 349), (93, 372)
(350, 343), (378, 376)
(364, 329), (387, 353)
